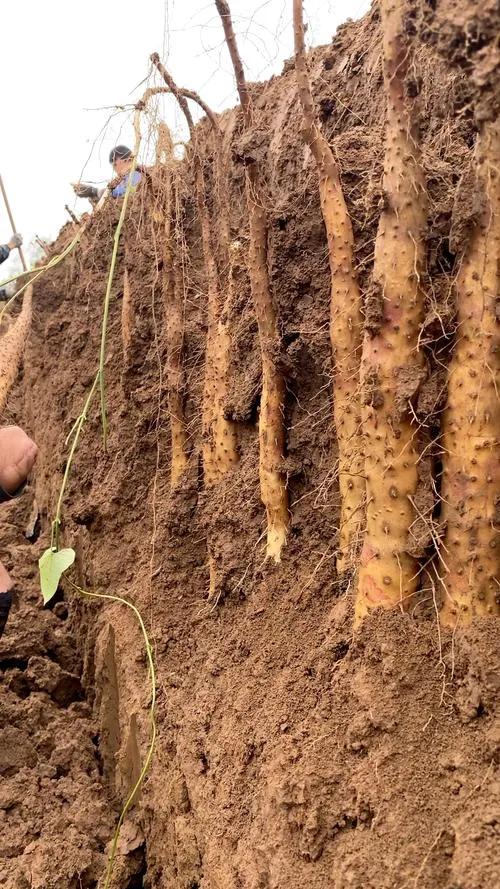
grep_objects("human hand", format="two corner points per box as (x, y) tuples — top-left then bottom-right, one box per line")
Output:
(8, 233), (22, 249)
(0, 426), (38, 495)
(72, 182), (97, 199)
(0, 560), (13, 592)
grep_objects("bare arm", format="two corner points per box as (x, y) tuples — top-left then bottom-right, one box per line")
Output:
(0, 561), (12, 591)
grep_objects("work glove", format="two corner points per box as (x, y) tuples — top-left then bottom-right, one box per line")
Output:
(8, 233), (22, 249)
(72, 182), (99, 200)
(0, 282), (16, 300)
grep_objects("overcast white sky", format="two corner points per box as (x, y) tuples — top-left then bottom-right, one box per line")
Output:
(0, 0), (370, 278)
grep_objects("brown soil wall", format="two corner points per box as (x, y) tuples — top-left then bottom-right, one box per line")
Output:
(1, 5), (499, 888)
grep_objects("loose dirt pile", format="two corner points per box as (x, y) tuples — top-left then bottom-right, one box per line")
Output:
(1, 3), (499, 888)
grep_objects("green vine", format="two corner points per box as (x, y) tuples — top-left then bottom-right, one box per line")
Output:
(36, 92), (161, 889)
(66, 578), (156, 889)
(98, 149), (140, 449)
(50, 371), (100, 551)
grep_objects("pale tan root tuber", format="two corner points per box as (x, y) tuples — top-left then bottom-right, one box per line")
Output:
(0, 285), (33, 415)
(207, 240), (245, 602)
(248, 169), (289, 560)
(215, 0), (289, 560)
(164, 169), (189, 488)
(151, 55), (238, 488)
(354, 0), (427, 623)
(156, 121), (173, 164)
(121, 266), (133, 357)
(154, 121), (189, 487)
(293, 0), (364, 573)
(211, 240), (242, 478)
(195, 158), (226, 486)
(199, 106), (237, 485)
(439, 118), (500, 627)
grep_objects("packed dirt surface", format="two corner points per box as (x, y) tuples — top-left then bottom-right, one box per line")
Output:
(1, 2), (499, 888)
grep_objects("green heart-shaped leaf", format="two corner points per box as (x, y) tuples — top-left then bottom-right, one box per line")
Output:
(39, 547), (75, 604)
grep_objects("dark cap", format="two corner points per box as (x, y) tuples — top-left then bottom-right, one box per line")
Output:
(109, 145), (132, 163)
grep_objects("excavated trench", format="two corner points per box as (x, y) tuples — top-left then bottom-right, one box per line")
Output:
(1, 4), (499, 888)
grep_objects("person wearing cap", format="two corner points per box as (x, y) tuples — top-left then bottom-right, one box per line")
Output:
(0, 233), (23, 265)
(0, 425), (38, 638)
(72, 145), (142, 203)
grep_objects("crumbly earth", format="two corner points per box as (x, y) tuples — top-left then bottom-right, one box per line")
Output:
(1, 4), (499, 888)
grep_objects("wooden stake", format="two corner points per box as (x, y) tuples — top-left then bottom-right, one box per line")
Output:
(0, 174), (27, 271)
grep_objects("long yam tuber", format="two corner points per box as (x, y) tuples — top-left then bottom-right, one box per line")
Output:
(439, 118), (500, 626)
(355, 0), (427, 623)
(293, 0), (364, 573)
(215, 0), (289, 560)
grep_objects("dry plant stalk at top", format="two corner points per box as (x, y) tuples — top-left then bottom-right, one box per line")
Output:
(151, 55), (238, 488)
(438, 116), (500, 626)
(293, 0), (364, 573)
(355, 0), (427, 623)
(0, 284), (33, 415)
(215, 0), (290, 562)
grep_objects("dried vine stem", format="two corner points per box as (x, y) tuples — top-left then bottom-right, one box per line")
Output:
(293, 0), (364, 573)
(214, 0), (289, 561)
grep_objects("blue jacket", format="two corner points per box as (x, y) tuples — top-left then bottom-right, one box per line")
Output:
(0, 244), (10, 264)
(112, 170), (142, 198)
